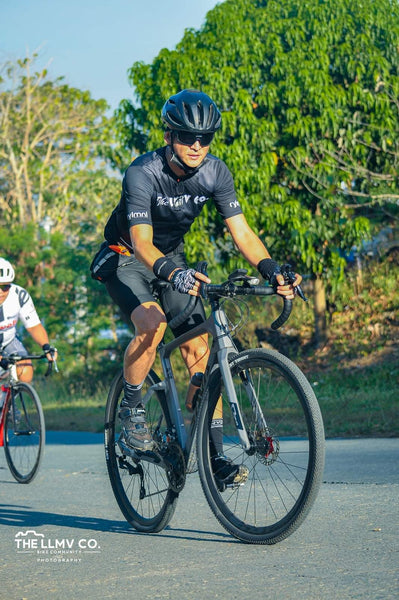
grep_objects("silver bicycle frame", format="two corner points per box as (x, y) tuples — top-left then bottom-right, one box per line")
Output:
(144, 301), (259, 454)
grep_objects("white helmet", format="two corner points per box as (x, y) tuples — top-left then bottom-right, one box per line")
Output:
(0, 258), (15, 283)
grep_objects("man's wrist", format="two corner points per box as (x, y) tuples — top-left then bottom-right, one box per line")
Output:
(257, 258), (280, 282)
(42, 343), (51, 353)
(153, 257), (180, 282)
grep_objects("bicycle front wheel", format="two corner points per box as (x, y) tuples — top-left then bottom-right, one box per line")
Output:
(4, 383), (45, 483)
(197, 349), (325, 544)
(104, 370), (179, 533)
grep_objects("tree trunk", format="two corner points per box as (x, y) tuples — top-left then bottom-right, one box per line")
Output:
(313, 275), (328, 347)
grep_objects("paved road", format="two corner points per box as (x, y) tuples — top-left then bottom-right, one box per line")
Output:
(0, 434), (398, 600)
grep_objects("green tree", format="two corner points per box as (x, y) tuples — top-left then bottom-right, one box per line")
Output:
(0, 53), (125, 374)
(117, 0), (399, 345)
(0, 53), (120, 242)
(0, 224), (127, 379)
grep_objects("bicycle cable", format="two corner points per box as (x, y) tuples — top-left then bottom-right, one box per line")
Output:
(220, 296), (249, 335)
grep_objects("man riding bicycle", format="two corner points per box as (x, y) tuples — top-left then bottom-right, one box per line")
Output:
(91, 89), (301, 487)
(0, 258), (57, 386)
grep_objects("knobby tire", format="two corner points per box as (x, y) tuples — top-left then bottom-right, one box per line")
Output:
(197, 349), (325, 544)
(104, 370), (179, 533)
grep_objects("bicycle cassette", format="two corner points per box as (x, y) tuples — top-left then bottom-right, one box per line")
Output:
(163, 442), (186, 493)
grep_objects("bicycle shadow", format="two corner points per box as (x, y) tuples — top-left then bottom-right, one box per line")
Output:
(0, 503), (130, 533)
(0, 504), (234, 543)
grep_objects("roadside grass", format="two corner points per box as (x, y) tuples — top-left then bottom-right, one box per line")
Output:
(35, 258), (398, 438)
(305, 357), (399, 437)
(35, 351), (398, 438)
(36, 379), (107, 433)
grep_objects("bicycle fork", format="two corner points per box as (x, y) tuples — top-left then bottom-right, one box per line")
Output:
(214, 319), (268, 453)
(0, 385), (11, 447)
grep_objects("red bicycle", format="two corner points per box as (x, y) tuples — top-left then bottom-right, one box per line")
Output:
(0, 353), (56, 483)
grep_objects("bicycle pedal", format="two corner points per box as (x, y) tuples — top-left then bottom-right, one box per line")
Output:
(117, 436), (159, 461)
(117, 437), (138, 458)
(216, 465), (249, 492)
(230, 474), (249, 489)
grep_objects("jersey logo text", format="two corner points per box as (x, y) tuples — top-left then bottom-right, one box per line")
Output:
(127, 211), (149, 220)
(229, 200), (240, 209)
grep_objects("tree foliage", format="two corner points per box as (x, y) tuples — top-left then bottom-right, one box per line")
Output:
(0, 53), (124, 373)
(118, 0), (399, 283)
(0, 53), (120, 242)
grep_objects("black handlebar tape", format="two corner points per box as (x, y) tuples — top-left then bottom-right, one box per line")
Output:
(168, 295), (198, 330)
(0, 357), (9, 370)
(45, 361), (53, 377)
(271, 298), (293, 330)
(167, 281), (291, 331)
(246, 286), (275, 296)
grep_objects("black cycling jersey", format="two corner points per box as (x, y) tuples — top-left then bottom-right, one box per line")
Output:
(104, 147), (243, 254)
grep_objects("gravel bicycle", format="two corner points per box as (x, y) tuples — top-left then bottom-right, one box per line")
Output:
(105, 265), (325, 544)
(0, 353), (56, 483)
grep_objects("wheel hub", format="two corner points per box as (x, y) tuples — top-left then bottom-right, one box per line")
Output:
(254, 431), (280, 465)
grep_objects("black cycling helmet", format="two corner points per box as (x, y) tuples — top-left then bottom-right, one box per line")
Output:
(162, 89), (222, 133)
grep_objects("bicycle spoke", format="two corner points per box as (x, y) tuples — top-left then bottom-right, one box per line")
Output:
(4, 383), (45, 483)
(197, 349), (325, 544)
(105, 371), (179, 532)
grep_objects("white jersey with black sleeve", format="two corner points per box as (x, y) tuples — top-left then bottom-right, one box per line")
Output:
(0, 284), (41, 350)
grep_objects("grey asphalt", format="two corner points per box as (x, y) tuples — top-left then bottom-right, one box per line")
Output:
(0, 434), (398, 600)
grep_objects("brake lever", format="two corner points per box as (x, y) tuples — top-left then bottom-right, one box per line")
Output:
(280, 264), (307, 302)
(196, 261), (209, 299)
(196, 261), (208, 277)
(45, 356), (59, 377)
(0, 357), (10, 370)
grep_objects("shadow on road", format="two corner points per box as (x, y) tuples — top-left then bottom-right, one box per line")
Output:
(0, 503), (131, 533)
(0, 503), (233, 542)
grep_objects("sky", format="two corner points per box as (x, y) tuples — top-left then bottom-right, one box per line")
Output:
(1, 0), (221, 110)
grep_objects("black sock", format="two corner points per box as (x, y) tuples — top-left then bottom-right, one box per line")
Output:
(121, 379), (144, 408)
(210, 418), (223, 457)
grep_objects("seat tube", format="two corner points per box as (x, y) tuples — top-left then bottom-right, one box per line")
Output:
(160, 353), (187, 449)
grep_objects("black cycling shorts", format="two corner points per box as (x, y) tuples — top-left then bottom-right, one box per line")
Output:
(105, 245), (206, 337)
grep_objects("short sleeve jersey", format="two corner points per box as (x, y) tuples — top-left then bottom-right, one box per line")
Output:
(104, 147), (243, 254)
(0, 285), (41, 349)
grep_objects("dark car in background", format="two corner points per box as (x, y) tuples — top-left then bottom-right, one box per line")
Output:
(359, 227), (399, 260)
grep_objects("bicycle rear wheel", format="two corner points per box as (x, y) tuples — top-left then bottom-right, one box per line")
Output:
(4, 383), (45, 483)
(104, 370), (179, 532)
(197, 349), (325, 544)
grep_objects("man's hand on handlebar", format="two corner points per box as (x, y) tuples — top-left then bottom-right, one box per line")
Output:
(274, 272), (303, 301)
(257, 259), (306, 302)
(42, 343), (58, 362)
(191, 271), (212, 296)
(171, 268), (211, 296)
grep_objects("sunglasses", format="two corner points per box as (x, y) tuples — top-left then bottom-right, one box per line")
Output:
(175, 131), (214, 147)
(0, 284), (11, 292)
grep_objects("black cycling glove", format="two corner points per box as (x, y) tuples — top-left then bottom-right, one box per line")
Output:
(153, 257), (199, 294)
(42, 343), (56, 357)
(257, 258), (281, 290)
(171, 268), (197, 294)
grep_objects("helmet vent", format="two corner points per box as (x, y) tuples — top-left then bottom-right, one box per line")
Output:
(162, 89), (222, 133)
